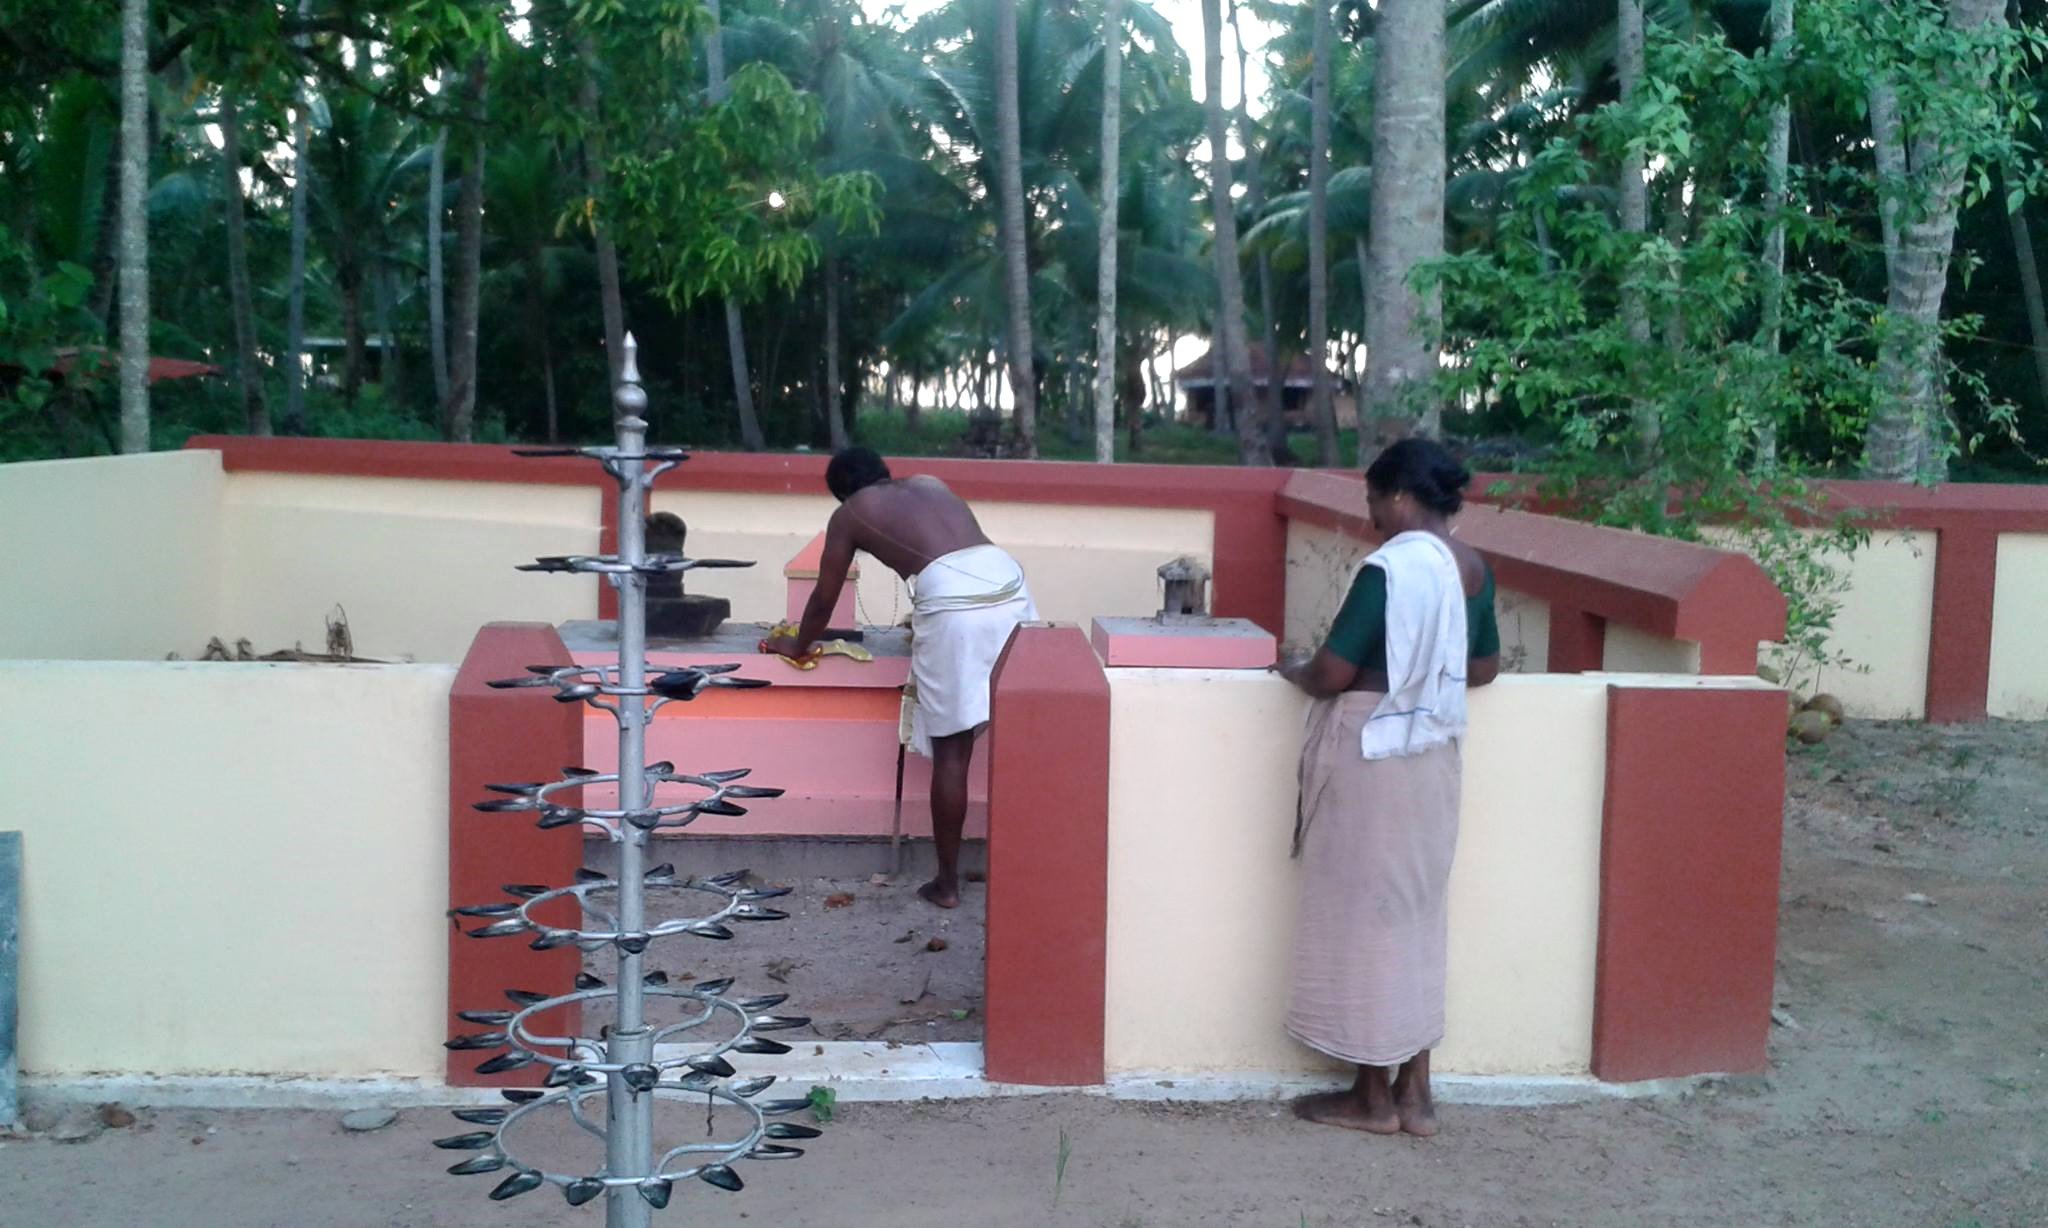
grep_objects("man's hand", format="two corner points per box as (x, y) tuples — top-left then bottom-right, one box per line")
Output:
(761, 635), (812, 660)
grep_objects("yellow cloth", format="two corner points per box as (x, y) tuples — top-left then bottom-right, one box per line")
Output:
(758, 621), (874, 670)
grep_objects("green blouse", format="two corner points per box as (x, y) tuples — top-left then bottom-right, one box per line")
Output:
(1324, 560), (1501, 672)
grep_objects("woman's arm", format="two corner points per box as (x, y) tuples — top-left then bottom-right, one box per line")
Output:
(1280, 646), (1360, 697)
(1468, 654), (1500, 688)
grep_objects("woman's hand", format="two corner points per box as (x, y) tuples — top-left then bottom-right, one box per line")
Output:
(1272, 648), (1313, 681)
(1277, 647), (1360, 697)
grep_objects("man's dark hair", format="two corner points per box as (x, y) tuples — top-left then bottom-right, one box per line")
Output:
(1364, 437), (1471, 516)
(826, 446), (892, 502)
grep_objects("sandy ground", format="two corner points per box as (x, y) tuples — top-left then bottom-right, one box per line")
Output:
(577, 870), (988, 1044)
(4, 720), (2045, 1227)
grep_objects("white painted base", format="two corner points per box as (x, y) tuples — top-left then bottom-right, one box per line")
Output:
(24, 1043), (1716, 1110)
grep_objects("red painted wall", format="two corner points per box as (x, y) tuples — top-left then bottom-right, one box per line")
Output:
(446, 622), (585, 1086)
(1592, 685), (1787, 1082)
(983, 625), (1111, 1086)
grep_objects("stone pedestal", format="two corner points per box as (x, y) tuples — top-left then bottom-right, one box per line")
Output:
(646, 593), (731, 639)
(1088, 616), (1277, 669)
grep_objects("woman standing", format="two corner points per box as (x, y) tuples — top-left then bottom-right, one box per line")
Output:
(1278, 438), (1501, 1136)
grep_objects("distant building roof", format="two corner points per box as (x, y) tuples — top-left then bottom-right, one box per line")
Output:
(1173, 343), (1344, 389)
(11, 347), (225, 385)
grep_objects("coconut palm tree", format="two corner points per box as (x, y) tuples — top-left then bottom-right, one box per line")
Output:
(117, 0), (149, 452)
(993, 0), (1038, 454)
(216, 89), (268, 436)
(1200, 0), (1266, 463)
(1306, 0), (1339, 464)
(704, 0), (768, 450)
(1093, 0), (1123, 463)
(1364, 0), (1447, 441)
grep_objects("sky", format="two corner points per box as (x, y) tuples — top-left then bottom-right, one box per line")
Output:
(867, 0), (1280, 116)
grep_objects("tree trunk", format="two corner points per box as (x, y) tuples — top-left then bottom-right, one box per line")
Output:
(86, 150), (121, 332)
(427, 126), (450, 410)
(1617, 0), (1656, 450)
(1233, 0), (1288, 463)
(579, 38), (627, 391)
(994, 0), (1039, 456)
(283, 0), (315, 435)
(1364, 0), (1446, 442)
(1093, 0), (1123, 464)
(218, 91), (269, 436)
(445, 59), (487, 444)
(1869, 80), (1904, 289)
(1201, 0), (1267, 465)
(1660, 173), (1687, 355)
(1306, 0), (1339, 465)
(704, 0), (766, 449)
(1355, 232), (1370, 351)
(374, 263), (400, 394)
(824, 255), (848, 450)
(1864, 0), (2007, 481)
(1755, 0), (1793, 471)
(2005, 172), (2048, 418)
(116, 0), (150, 453)
(338, 252), (365, 408)
(523, 245), (558, 441)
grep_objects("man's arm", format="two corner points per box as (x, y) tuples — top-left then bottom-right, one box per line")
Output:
(785, 505), (860, 655)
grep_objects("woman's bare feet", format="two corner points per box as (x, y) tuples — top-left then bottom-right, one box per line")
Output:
(1292, 1090), (1400, 1135)
(1393, 1053), (1439, 1137)
(916, 879), (960, 909)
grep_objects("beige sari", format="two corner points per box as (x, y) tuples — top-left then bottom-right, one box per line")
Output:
(1286, 691), (1462, 1067)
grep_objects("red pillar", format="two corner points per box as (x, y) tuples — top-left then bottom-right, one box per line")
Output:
(446, 623), (585, 1086)
(1592, 685), (1786, 1081)
(1548, 606), (1607, 673)
(1924, 527), (1998, 724)
(983, 624), (1110, 1086)
(1210, 493), (1289, 637)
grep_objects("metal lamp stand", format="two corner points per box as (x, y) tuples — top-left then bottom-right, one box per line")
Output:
(436, 336), (820, 1225)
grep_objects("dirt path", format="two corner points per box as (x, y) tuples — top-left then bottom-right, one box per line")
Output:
(4, 721), (2043, 1226)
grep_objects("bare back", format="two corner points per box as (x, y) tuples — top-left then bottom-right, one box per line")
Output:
(836, 475), (991, 579)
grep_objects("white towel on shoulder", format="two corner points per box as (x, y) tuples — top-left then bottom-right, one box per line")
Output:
(1360, 531), (1468, 761)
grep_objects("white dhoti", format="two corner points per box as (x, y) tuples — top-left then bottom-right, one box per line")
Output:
(904, 544), (1038, 757)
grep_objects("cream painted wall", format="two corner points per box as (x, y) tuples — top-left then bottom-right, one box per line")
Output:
(0, 451), (223, 660)
(655, 489), (1214, 629)
(1102, 670), (1609, 1078)
(218, 473), (601, 662)
(1989, 533), (2048, 718)
(1764, 530), (1935, 718)
(1603, 625), (1702, 674)
(1496, 585), (1550, 673)
(0, 660), (454, 1078)
(1284, 521), (1363, 651)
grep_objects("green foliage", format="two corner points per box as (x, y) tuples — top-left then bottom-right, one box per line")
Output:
(607, 62), (879, 307)
(0, 223), (100, 461)
(1423, 24), (1889, 679)
(805, 1084), (836, 1123)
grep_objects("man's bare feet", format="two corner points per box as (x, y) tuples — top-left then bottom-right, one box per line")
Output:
(1292, 1090), (1400, 1135)
(917, 879), (960, 909)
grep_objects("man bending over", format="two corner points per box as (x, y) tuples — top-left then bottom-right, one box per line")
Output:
(763, 447), (1038, 909)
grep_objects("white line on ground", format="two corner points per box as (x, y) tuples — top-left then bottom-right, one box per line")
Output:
(22, 1043), (1718, 1110)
